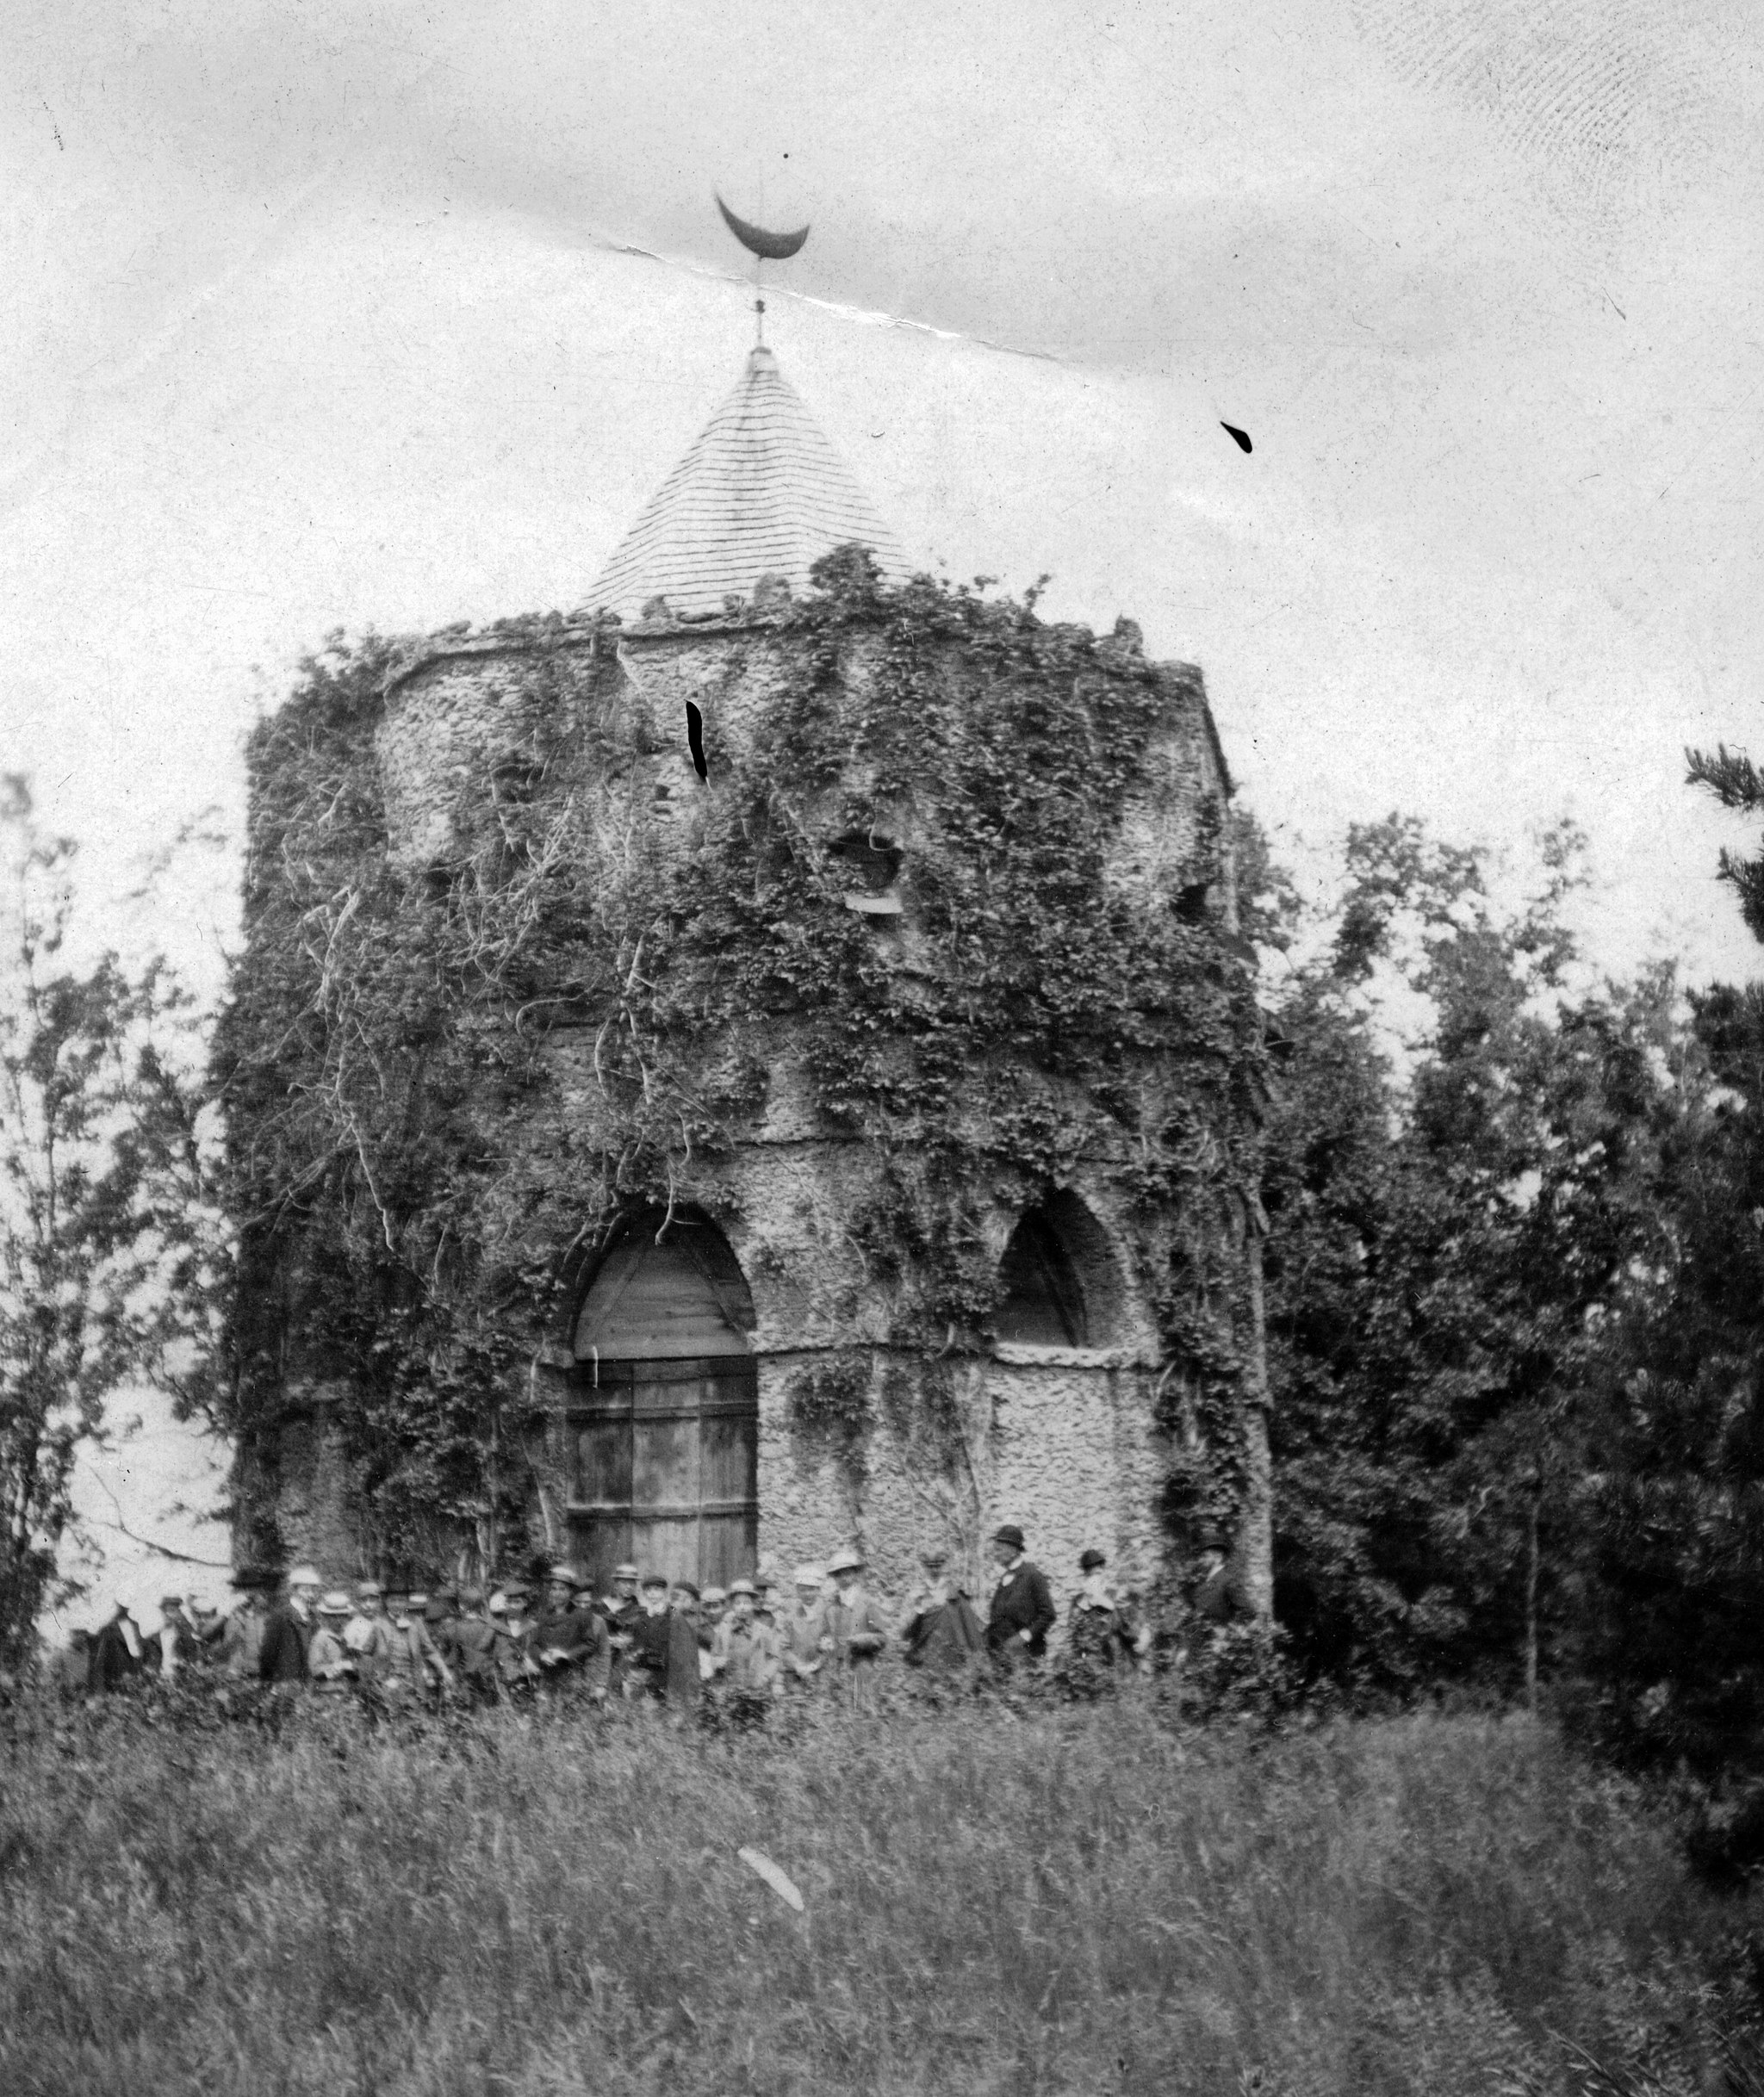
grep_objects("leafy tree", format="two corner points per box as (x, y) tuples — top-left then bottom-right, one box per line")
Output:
(1564, 745), (1764, 1784)
(1259, 816), (1674, 1699)
(0, 779), (220, 1660)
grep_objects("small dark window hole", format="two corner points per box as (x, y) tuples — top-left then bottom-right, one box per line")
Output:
(685, 701), (708, 781)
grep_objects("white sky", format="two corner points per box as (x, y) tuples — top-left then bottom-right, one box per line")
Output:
(3, 0), (1761, 1617)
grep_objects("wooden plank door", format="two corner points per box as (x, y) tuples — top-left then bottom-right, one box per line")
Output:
(567, 1355), (758, 1594)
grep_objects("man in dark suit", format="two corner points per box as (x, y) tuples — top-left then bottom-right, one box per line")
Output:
(258, 1566), (321, 1684)
(624, 1571), (700, 1713)
(87, 1602), (141, 1692)
(984, 1524), (1056, 1666)
(531, 1565), (610, 1701)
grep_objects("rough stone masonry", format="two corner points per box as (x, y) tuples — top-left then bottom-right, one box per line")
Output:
(220, 565), (1271, 1629)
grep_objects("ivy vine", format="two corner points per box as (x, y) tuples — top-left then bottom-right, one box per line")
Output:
(215, 554), (1265, 1574)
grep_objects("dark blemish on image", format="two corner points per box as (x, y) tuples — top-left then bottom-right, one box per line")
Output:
(1222, 423), (1252, 453)
(686, 700), (708, 780)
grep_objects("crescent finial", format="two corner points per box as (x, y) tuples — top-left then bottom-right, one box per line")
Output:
(716, 193), (811, 262)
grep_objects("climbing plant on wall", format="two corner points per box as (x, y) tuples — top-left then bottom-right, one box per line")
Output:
(215, 555), (1265, 1571)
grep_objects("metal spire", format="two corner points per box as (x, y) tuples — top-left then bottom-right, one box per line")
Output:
(714, 192), (810, 347)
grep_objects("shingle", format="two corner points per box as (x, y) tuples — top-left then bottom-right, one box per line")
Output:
(584, 347), (909, 619)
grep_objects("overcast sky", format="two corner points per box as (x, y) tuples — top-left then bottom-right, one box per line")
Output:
(3, 0), (1761, 1617)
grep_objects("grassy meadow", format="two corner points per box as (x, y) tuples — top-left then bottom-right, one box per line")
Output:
(2, 1689), (1761, 2096)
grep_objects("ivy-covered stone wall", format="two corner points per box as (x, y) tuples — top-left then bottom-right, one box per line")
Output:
(214, 553), (1270, 1619)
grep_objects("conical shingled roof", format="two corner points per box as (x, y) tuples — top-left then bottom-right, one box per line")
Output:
(586, 346), (908, 620)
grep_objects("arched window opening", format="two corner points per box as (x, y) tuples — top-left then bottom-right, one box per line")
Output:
(991, 1190), (1123, 1350)
(995, 1211), (1089, 1347)
(567, 1210), (755, 1593)
(685, 701), (709, 781)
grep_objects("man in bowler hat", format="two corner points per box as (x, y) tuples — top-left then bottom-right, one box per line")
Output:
(984, 1525), (1056, 1667)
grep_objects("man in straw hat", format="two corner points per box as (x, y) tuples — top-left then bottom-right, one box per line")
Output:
(711, 1578), (782, 1712)
(531, 1564), (610, 1701)
(780, 1563), (829, 1688)
(984, 1525), (1055, 1669)
(595, 1560), (642, 1692)
(343, 1581), (396, 1685)
(813, 1545), (891, 1710)
(259, 1567), (323, 1684)
(307, 1591), (361, 1691)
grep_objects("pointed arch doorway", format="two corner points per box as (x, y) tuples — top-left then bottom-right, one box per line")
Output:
(565, 1211), (759, 1595)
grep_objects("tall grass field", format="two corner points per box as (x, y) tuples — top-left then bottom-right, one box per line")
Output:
(3, 1692), (1760, 2095)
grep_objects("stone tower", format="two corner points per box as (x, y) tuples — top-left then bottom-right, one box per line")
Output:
(220, 339), (1270, 1622)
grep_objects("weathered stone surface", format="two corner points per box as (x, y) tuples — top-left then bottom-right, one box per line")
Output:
(233, 595), (1266, 1627)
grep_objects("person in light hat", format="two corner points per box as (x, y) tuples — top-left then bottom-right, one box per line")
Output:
(189, 1602), (223, 1665)
(152, 1594), (197, 1679)
(711, 1577), (782, 1709)
(899, 1546), (985, 1677)
(307, 1592), (360, 1691)
(984, 1525), (1055, 1670)
(344, 1581), (395, 1685)
(597, 1561), (642, 1691)
(812, 1546), (891, 1710)
(782, 1564), (829, 1688)
(259, 1567), (323, 1685)
(1060, 1548), (1152, 1694)
(494, 1581), (538, 1695)
(696, 1586), (729, 1679)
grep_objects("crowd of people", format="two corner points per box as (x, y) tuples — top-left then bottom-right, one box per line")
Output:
(52, 1523), (1208, 1715)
